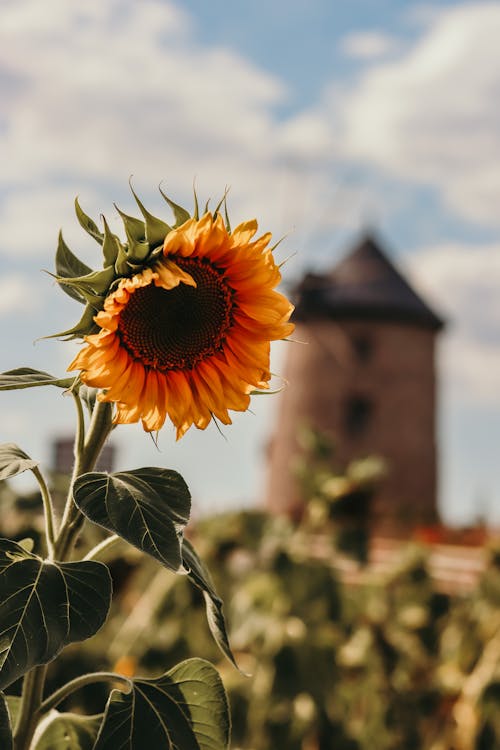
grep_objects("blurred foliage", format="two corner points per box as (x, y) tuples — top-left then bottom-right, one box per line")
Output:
(293, 427), (387, 564)
(2, 442), (500, 749)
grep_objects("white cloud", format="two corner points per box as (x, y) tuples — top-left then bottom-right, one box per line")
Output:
(335, 2), (500, 225)
(0, 275), (40, 316)
(0, 0), (287, 183)
(407, 241), (500, 403)
(0, 0), (345, 263)
(340, 31), (399, 60)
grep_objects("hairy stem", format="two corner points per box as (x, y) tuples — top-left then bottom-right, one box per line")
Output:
(13, 666), (47, 750)
(55, 398), (113, 561)
(40, 671), (131, 714)
(31, 466), (57, 559)
(14, 397), (114, 750)
(84, 534), (122, 562)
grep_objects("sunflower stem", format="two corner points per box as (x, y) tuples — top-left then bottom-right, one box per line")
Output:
(13, 665), (47, 750)
(31, 466), (57, 559)
(40, 671), (131, 714)
(13, 399), (114, 750)
(71, 387), (86, 462)
(55, 398), (113, 561)
(84, 533), (122, 562)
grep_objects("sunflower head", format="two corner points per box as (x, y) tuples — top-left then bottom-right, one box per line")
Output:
(61, 186), (294, 438)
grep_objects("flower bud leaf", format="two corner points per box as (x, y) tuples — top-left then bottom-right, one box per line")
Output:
(159, 187), (191, 226)
(94, 658), (230, 750)
(0, 368), (75, 391)
(0, 443), (38, 482)
(101, 216), (122, 268)
(0, 539), (112, 690)
(129, 185), (172, 248)
(73, 468), (191, 573)
(75, 197), (104, 245)
(55, 231), (93, 304)
(46, 303), (99, 340)
(114, 206), (150, 262)
(114, 205), (145, 242)
(53, 265), (116, 297)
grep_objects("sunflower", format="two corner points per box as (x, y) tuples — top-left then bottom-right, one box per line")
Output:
(68, 209), (294, 438)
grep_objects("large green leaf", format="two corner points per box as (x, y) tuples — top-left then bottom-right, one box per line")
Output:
(0, 443), (38, 481)
(0, 539), (112, 690)
(33, 711), (102, 750)
(0, 693), (13, 750)
(0, 368), (75, 391)
(73, 468), (191, 572)
(182, 540), (238, 669)
(94, 658), (230, 750)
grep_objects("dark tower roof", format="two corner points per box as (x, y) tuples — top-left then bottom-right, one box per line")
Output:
(294, 234), (444, 330)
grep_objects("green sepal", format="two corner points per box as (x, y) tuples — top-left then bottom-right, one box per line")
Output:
(55, 232), (93, 304)
(101, 216), (123, 268)
(75, 197), (104, 245)
(160, 187), (191, 226)
(192, 184), (200, 221)
(115, 205), (150, 262)
(130, 185), (172, 248)
(46, 302), (99, 340)
(53, 265), (116, 297)
(214, 189), (230, 227)
(114, 243), (130, 276)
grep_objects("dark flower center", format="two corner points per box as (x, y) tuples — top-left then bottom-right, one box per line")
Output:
(118, 258), (233, 371)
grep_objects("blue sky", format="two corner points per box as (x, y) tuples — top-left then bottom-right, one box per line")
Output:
(1, 0), (499, 525)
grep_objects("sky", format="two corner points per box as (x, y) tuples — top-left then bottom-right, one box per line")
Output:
(1, 0), (499, 526)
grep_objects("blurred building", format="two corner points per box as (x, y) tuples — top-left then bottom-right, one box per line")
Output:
(52, 437), (116, 475)
(266, 232), (445, 536)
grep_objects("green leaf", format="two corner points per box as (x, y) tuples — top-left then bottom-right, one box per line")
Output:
(55, 231), (93, 304)
(0, 539), (112, 690)
(0, 443), (38, 481)
(73, 468), (191, 573)
(160, 187), (191, 226)
(182, 539), (238, 669)
(0, 693), (13, 750)
(0, 368), (75, 391)
(75, 197), (104, 245)
(33, 711), (102, 750)
(94, 659), (230, 750)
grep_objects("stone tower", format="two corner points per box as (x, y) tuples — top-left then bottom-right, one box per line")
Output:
(266, 233), (444, 535)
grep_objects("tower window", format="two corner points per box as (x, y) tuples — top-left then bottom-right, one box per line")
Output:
(352, 333), (374, 363)
(344, 395), (373, 437)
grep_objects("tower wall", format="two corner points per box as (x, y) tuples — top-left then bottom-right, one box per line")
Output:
(266, 318), (439, 534)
